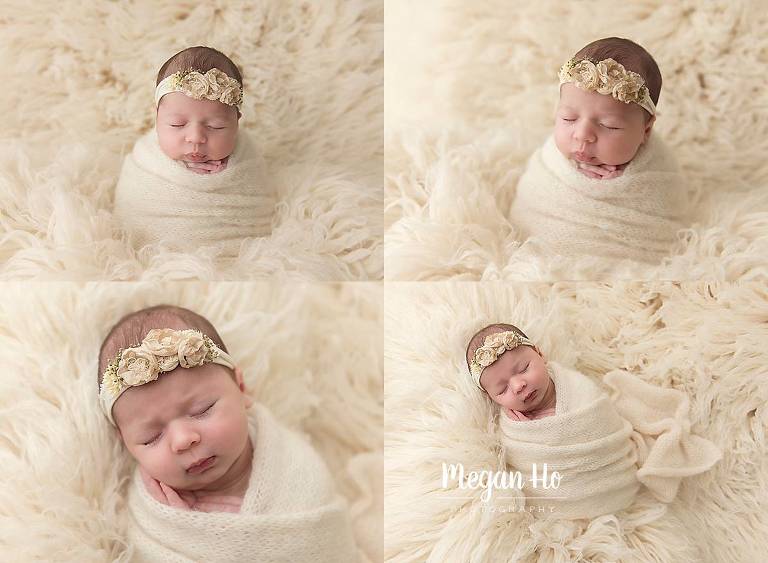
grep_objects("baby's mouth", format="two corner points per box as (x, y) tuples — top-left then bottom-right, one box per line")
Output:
(187, 456), (216, 474)
(524, 390), (537, 403)
(185, 153), (207, 162)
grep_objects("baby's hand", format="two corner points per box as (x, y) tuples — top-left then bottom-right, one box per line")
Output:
(138, 466), (242, 513)
(183, 157), (228, 174)
(139, 466), (194, 510)
(504, 408), (531, 421)
(576, 161), (624, 180)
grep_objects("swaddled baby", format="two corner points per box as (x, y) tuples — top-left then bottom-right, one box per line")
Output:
(465, 323), (721, 519)
(114, 46), (274, 254)
(511, 37), (686, 265)
(98, 305), (358, 562)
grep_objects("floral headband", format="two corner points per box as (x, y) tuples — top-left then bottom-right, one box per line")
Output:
(155, 68), (243, 110)
(469, 331), (534, 390)
(558, 57), (656, 116)
(99, 328), (236, 426)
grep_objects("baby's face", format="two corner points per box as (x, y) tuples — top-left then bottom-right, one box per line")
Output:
(554, 83), (655, 167)
(113, 362), (251, 491)
(479, 345), (552, 412)
(156, 92), (239, 163)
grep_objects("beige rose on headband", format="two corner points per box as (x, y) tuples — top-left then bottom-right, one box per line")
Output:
(501, 331), (522, 349)
(474, 346), (498, 368)
(117, 347), (160, 386)
(157, 355), (180, 372)
(572, 60), (600, 91)
(142, 328), (181, 356)
(178, 332), (208, 368)
(180, 71), (210, 100)
(612, 76), (645, 104)
(484, 332), (503, 347)
(219, 84), (241, 106)
(204, 68), (231, 96)
(596, 59), (625, 86)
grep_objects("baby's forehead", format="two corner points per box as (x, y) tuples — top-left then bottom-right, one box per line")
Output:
(114, 366), (229, 428)
(558, 84), (634, 115)
(158, 92), (233, 118)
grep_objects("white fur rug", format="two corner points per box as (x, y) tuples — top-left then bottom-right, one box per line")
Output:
(385, 282), (768, 562)
(0, 0), (382, 280)
(0, 283), (383, 562)
(385, 0), (768, 280)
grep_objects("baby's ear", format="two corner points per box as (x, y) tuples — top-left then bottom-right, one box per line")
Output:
(234, 367), (253, 407)
(643, 114), (656, 141)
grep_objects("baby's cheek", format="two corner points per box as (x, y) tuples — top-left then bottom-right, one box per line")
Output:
(156, 130), (182, 160)
(553, 127), (571, 158)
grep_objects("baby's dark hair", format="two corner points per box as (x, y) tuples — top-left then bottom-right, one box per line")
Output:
(156, 45), (242, 86)
(465, 323), (531, 374)
(572, 37), (662, 116)
(97, 304), (229, 391)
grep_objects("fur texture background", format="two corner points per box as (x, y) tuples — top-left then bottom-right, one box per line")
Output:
(385, 0), (768, 280)
(0, 282), (383, 562)
(0, 0), (382, 280)
(385, 282), (768, 562)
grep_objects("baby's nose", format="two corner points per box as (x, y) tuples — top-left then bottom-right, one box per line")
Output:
(170, 423), (200, 452)
(185, 125), (207, 144)
(573, 121), (596, 143)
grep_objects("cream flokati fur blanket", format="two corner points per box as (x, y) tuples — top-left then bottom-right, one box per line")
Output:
(128, 404), (359, 563)
(114, 129), (275, 254)
(511, 134), (686, 264)
(499, 363), (721, 519)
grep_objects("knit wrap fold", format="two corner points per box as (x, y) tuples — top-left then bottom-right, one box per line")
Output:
(127, 404), (359, 562)
(114, 129), (274, 255)
(511, 134), (685, 264)
(500, 362), (720, 519)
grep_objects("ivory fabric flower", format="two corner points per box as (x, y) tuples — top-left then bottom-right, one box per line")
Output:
(204, 68), (230, 96)
(572, 60), (600, 90)
(475, 346), (498, 368)
(484, 332), (505, 351)
(178, 332), (208, 367)
(596, 59), (625, 86)
(219, 84), (241, 106)
(501, 331), (522, 349)
(142, 328), (181, 356)
(118, 347), (160, 386)
(157, 355), (180, 372)
(180, 71), (211, 99)
(612, 76), (645, 104)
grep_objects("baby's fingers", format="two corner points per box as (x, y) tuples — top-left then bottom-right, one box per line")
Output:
(159, 482), (191, 510)
(504, 408), (529, 421)
(139, 466), (168, 504)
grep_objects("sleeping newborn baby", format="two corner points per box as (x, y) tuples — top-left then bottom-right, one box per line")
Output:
(114, 46), (274, 254)
(511, 37), (686, 265)
(465, 323), (721, 519)
(98, 305), (358, 562)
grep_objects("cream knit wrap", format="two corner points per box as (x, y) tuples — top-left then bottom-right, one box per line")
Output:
(510, 134), (686, 264)
(127, 404), (359, 563)
(499, 363), (721, 519)
(114, 129), (275, 254)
